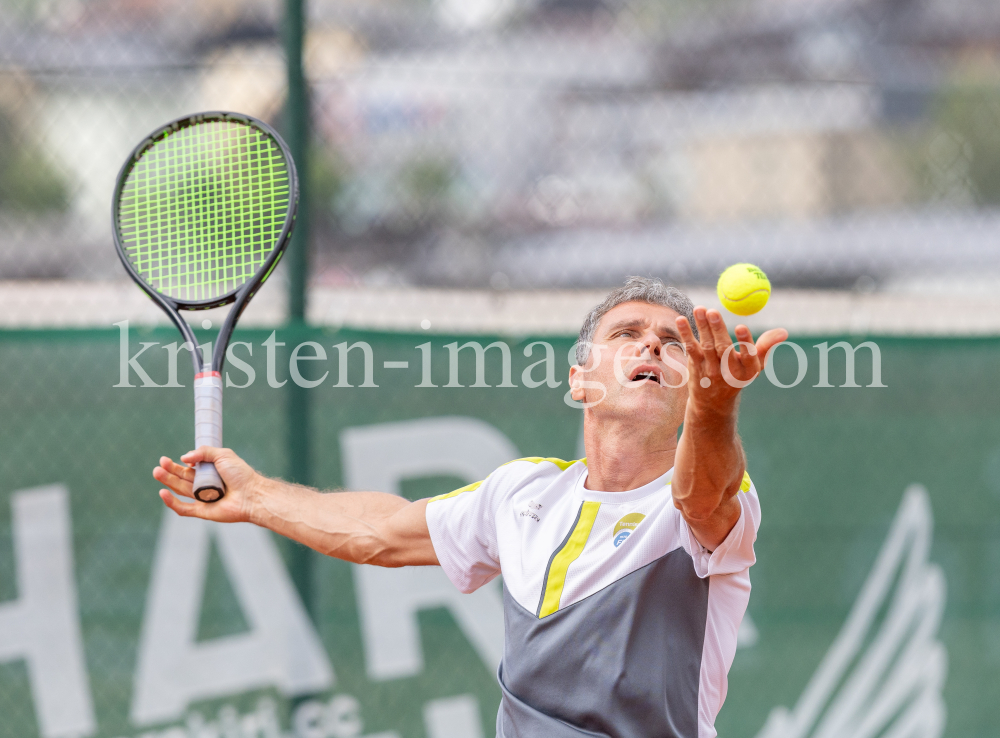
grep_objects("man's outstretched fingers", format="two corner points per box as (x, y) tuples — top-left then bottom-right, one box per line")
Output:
(153, 465), (195, 498)
(159, 489), (197, 515)
(756, 328), (789, 365)
(153, 457), (196, 497)
(706, 309), (734, 351)
(693, 308), (716, 354)
(160, 456), (194, 481)
(159, 489), (226, 522)
(733, 325), (760, 369)
(676, 317), (704, 361)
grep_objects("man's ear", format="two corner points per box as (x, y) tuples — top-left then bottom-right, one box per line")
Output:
(568, 365), (586, 402)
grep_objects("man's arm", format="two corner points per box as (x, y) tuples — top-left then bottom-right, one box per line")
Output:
(153, 447), (438, 568)
(672, 307), (786, 550)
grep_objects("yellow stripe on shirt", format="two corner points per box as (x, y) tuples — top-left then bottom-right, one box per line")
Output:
(428, 458), (587, 503)
(740, 471), (752, 493)
(504, 457), (586, 471)
(536, 501), (601, 618)
(429, 479), (484, 502)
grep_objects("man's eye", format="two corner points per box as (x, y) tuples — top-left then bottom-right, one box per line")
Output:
(619, 331), (633, 338)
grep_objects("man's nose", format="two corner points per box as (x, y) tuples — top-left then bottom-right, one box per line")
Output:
(641, 332), (661, 357)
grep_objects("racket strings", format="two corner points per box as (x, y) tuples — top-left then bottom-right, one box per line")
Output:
(117, 119), (290, 303)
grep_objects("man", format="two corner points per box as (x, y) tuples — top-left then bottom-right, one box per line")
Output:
(154, 276), (787, 738)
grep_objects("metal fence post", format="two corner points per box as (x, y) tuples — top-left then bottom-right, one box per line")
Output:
(284, 0), (314, 625)
(286, 0), (309, 326)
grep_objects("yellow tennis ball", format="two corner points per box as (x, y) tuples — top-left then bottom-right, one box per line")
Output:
(717, 263), (771, 316)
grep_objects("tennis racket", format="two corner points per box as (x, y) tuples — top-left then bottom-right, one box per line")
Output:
(112, 111), (298, 502)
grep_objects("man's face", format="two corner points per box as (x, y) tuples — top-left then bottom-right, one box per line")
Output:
(569, 301), (689, 427)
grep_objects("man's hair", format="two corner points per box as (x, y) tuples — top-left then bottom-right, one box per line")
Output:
(576, 276), (697, 365)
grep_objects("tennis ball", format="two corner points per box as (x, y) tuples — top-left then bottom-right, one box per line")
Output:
(717, 264), (771, 316)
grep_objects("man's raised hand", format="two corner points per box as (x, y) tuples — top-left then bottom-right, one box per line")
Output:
(676, 307), (788, 407)
(153, 447), (260, 524)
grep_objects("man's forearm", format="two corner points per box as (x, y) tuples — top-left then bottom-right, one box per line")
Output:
(670, 307), (783, 550)
(248, 476), (431, 566)
(672, 401), (745, 548)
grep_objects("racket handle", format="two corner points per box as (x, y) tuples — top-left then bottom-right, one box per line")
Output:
(193, 369), (226, 503)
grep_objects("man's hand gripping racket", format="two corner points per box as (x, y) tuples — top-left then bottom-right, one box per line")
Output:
(154, 448), (259, 523)
(113, 112), (298, 502)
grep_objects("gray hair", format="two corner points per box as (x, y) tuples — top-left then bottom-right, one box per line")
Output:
(576, 276), (697, 365)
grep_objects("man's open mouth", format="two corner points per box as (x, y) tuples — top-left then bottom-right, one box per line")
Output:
(628, 365), (663, 384)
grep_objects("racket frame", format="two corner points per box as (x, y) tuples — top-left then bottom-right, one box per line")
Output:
(111, 111), (298, 376)
(112, 111), (299, 501)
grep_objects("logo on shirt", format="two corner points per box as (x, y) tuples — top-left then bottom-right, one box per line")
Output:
(612, 513), (645, 547)
(519, 500), (542, 522)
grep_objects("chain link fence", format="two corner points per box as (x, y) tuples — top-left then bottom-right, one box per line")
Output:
(2, 0), (1000, 318)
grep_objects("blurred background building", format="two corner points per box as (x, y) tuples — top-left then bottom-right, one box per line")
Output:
(2, 0), (1000, 306)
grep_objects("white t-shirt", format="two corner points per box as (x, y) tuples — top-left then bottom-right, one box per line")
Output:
(425, 457), (761, 738)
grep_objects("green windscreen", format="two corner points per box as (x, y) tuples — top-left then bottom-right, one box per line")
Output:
(116, 118), (291, 303)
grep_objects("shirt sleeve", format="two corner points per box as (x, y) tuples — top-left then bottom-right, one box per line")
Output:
(425, 472), (505, 593)
(679, 473), (762, 578)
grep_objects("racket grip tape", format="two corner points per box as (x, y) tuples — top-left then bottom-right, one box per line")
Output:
(193, 370), (226, 503)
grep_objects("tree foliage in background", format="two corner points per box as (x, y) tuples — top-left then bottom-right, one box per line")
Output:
(932, 83), (1000, 206)
(0, 108), (70, 215)
(398, 154), (458, 223)
(310, 144), (350, 236)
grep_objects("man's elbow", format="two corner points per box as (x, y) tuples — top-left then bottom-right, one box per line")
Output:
(328, 502), (436, 567)
(319, 531), (398, 567)
(363, 543), (412, 567)
(674, 496), (722, 523)
(333, 529), (435, 568)
(674, 475), (743, 520)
